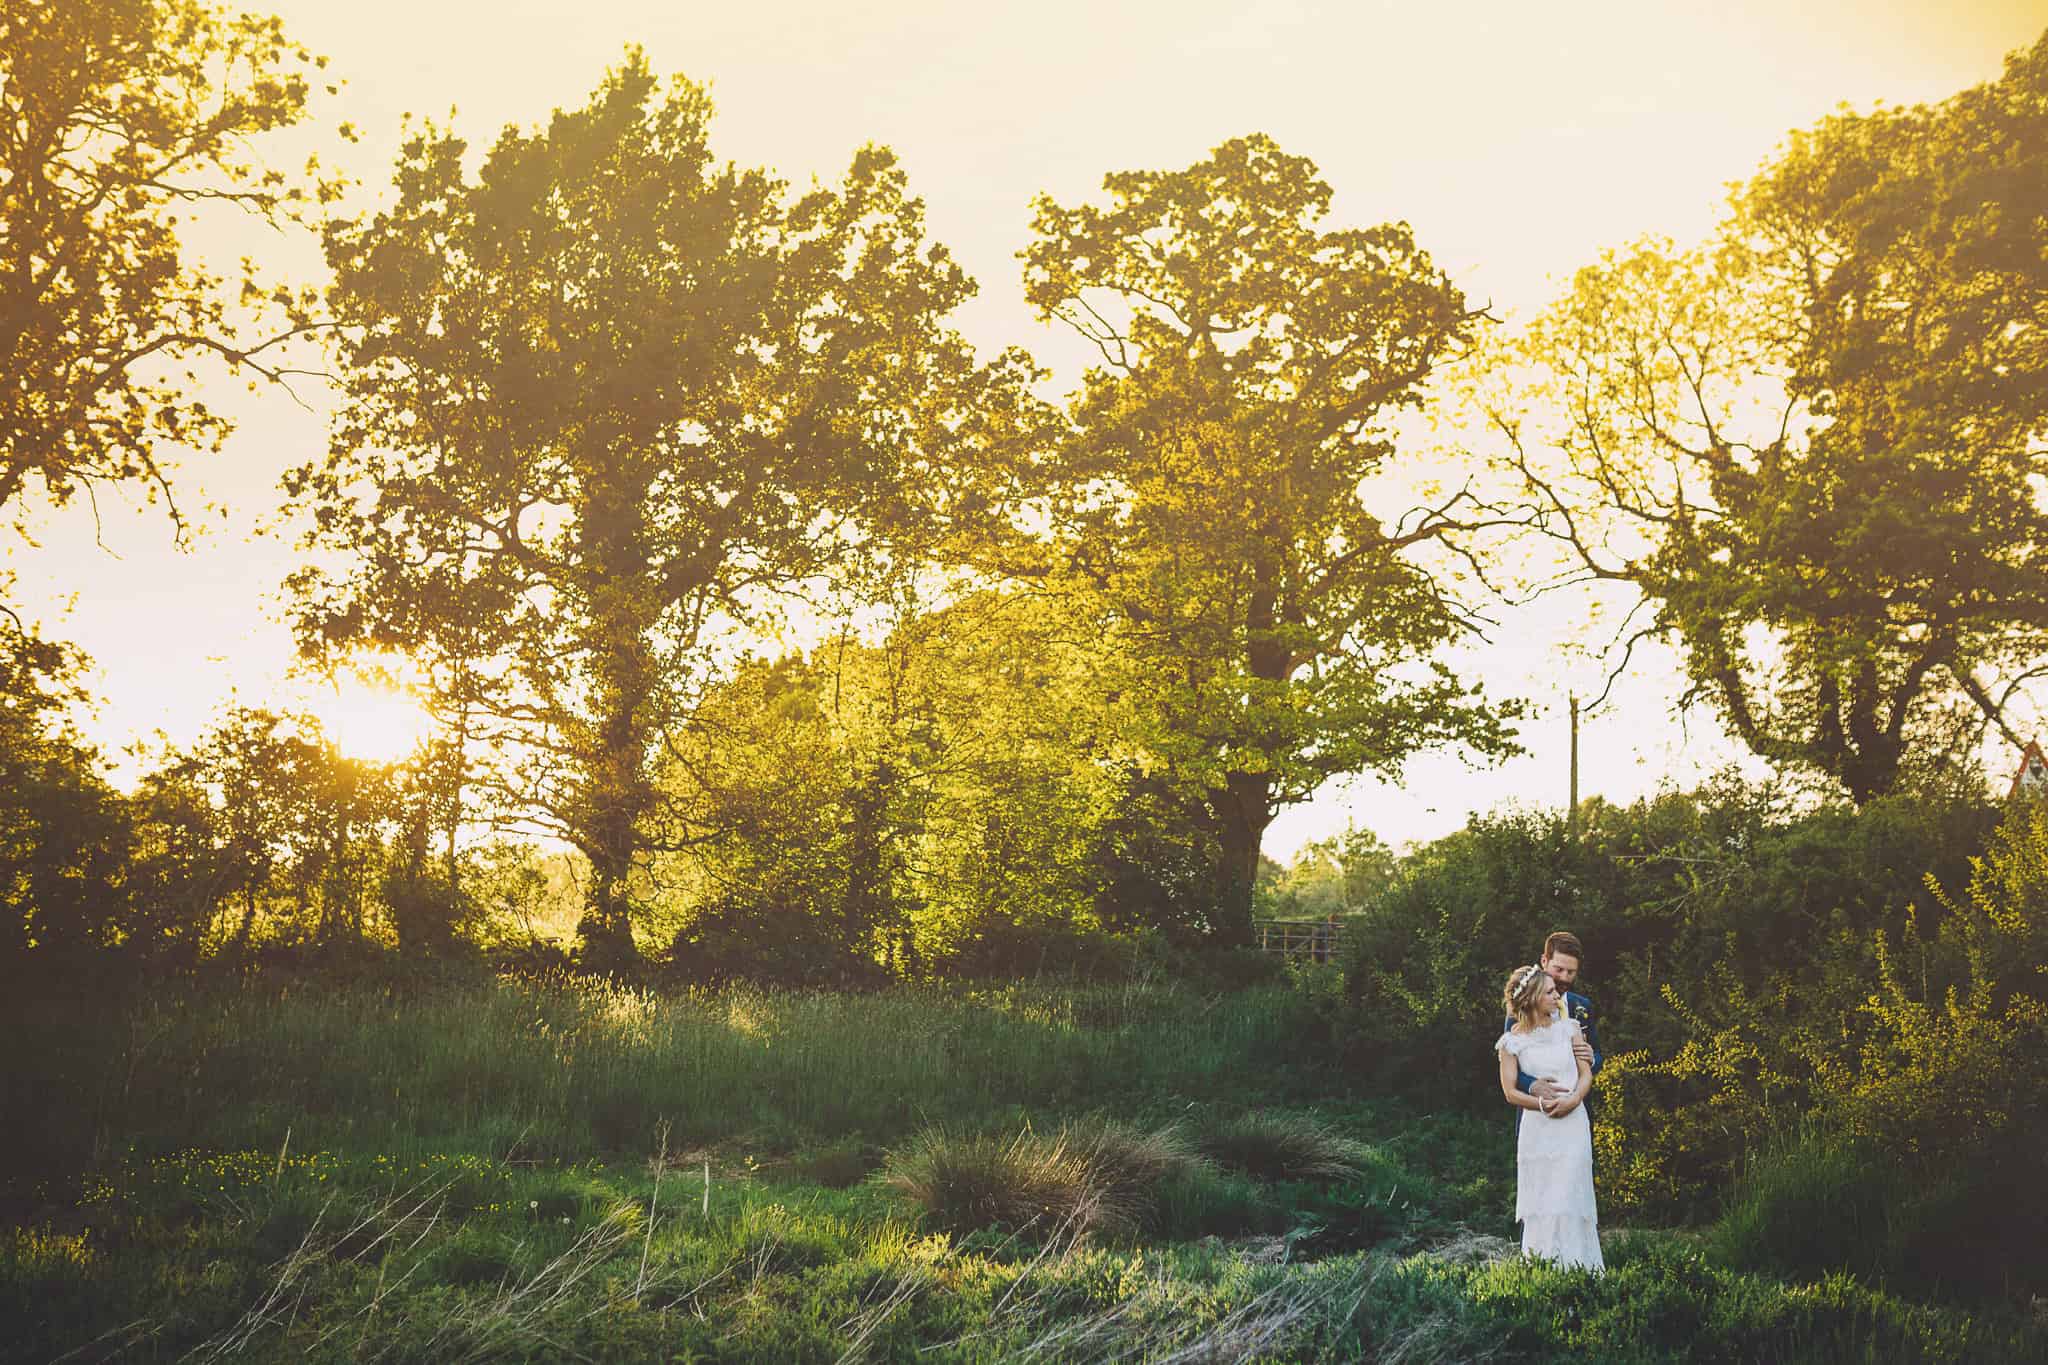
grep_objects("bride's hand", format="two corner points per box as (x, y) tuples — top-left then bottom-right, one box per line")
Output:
(1547, 1095), (1579, 1118)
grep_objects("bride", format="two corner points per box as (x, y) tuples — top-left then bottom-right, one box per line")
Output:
(1495, 963), (1604, 1271)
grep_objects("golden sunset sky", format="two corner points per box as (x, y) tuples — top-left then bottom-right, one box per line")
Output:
(13, 0), (2048, 855)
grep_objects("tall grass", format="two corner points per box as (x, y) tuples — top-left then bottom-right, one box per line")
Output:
(4, 972), (1320, 1180)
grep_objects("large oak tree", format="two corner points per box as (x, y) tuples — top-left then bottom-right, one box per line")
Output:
(1021, 135), (1523, 945)
(289, 54), (1007, 966)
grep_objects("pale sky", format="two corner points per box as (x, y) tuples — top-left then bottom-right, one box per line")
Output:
(13, 0), (2047, 857)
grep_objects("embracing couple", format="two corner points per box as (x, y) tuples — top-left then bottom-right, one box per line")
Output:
(1494, 930), (1604, 1272)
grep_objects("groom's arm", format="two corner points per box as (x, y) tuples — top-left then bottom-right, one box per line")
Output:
(1503, 1016), (1552, 1097)
(1571, 994), (1604, 1076)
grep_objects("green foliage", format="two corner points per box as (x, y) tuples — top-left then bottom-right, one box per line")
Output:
(380, 862), (473, 958)
(1266, 826), (1398, 919)
(665, 890), (888, 989)
(1018, 133), (1524, 944)
(1750, 800), (2048, 1295)
(0, 634), (136, 976)
(1334, 804), (1606, 1105)
(1708, 1126), (1894, 1283)
(1330, 775), (2007, 1215)
(9, 968), (2048, 1361)
(0, 0), (332, 531)
(8, 1136), (2043, 1363)
(1086, 763), (1230, 942)
(0, 973), (1322, 1186)
(130, 707), (421, 958)
(1601, 791), (2048, 1296)
(1491, 31), (2048, 805)
(650, 592), (1266, 982)
(1713, 1123), (2048, 1304)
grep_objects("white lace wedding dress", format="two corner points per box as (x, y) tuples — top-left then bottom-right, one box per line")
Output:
(1496, 1012), (1604, 1271)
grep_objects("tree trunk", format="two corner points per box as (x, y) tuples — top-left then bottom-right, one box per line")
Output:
(1210, 561), (1287, 948)
(571, 487), (657, 973)
(444, 699), (470, 886)
(233, 886), (258, 954)
(841, 760), (895, 959)
(576, 863), (639, 973)
(1838, 741), (1901, 807)
(574, 703), (653, 972)
(1210, 770), (1271, 949)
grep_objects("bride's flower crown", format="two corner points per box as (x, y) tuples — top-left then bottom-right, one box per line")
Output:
(1512, 963), (1544, 999)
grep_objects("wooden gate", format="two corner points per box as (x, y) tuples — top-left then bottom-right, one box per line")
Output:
(1256, 916), (1346, 962)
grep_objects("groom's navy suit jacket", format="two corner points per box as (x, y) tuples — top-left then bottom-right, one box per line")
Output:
(1505, 990), (1603, 1096)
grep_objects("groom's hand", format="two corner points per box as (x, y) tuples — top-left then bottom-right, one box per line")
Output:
(1530, 1078), (1562, 1103)
(1570, 1036), (1594, 1067)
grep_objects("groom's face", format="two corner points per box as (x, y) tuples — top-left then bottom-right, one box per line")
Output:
(1543, 952), (1580, 991)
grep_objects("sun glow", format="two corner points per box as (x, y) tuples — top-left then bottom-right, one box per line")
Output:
(303, 661), (437, 766)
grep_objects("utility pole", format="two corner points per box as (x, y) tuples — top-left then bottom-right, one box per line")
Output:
(1568, 694), (1580, 839)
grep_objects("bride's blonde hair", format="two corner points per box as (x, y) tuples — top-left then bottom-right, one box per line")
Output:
(1502, 963), (1548, 1029)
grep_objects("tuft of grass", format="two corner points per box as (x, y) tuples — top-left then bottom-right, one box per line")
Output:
(431, 1225), (518, 1288)
(884, 1118), (1207, 1239)
(1195, 1109), (1371, 1182)
(886, 1127), (1105, 1237)
(1056, 1114), (1209, 1194)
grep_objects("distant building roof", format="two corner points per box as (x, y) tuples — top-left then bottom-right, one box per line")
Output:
(2011, 740), (2048, 799)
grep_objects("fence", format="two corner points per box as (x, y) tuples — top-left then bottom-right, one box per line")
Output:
(1256, 916), (1347, 962)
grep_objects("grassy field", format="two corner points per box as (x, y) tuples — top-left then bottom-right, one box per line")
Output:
(4, 969), (2042, 1362)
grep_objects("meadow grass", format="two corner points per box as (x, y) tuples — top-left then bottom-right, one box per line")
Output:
(4, 970), (2044, 1362)
(8, 971), (1322, 1172)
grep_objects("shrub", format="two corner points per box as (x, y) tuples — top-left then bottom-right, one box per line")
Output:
(1149, 1166), (1285, 1240)
(922, 911), (1139, 983)
(1059, 1115), (1207, 1193)
(1696, 800), (2048, 1298)
(1330, 806), (1620, 1107)
(382, 864), (475, 957)
(431, 1225), (518, 1288)
(664, 890), (889, 989)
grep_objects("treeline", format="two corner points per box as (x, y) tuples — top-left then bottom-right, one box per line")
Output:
(4, 3), (2047, 983)
(1, 593), (1233, 982)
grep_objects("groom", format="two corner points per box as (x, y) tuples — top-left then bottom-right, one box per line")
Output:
(1516, 930), (1601, 1111)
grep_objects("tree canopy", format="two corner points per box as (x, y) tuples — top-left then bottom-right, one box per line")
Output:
(0, 0), (331, 535)
(1018, 134), (1524, 942)
(288, 52), (1012, 965)
(1490, 33), (2048, 804)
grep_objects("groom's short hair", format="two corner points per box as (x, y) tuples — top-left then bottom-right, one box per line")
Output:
(1542, 931), (1584, 964)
